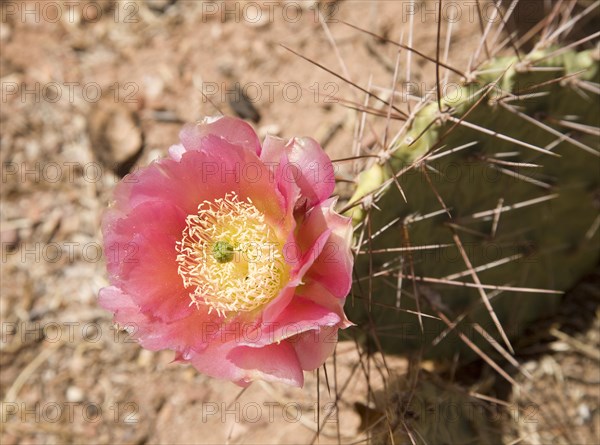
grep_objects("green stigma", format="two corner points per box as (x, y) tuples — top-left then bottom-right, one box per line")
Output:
(212, 241), (235, 263)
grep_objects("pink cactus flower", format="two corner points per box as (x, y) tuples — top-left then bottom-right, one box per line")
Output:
(99, 116), (353, 387)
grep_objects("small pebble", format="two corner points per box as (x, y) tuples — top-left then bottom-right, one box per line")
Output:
(66, 386), (85, 402)
(577, 403), (590, 422)
(0, 23), (11, 41)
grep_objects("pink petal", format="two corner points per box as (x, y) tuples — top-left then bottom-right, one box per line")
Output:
(292, 326), (339, 371)
(261, 285), (296, 324)
(287, 195), (342, 279)
(294, 280), (353, 330)
(168, 143), (186, 161)
(239, 296), (340, 347)
(99, 286), (216, 353)
(176, 116), (262, 158)
(190, 340), (304, 387)
(261, 135), (335, 212)
(229, 342), (304, 387)
(298, 198), (354, 298)
(98, 286), (148, 328)
(109, 143), (292, 243)
(288, 229), (332, 281)
(103, 201), (191, 322)
(259, 135), (300, 233)
(288, 137), (336, 210)
(260, 198), (352, 324)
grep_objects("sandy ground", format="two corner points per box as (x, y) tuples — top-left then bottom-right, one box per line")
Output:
(1, 1), (598, 444)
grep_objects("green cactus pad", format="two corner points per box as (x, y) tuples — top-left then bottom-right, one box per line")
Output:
(347, 48), (600, 361)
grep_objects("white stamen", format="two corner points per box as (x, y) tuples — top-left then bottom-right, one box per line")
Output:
(176, 192), (286, 317)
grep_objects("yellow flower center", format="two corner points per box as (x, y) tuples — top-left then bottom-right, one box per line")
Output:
(176, 192), (286, 317)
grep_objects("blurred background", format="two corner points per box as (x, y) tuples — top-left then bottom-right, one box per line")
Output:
(1, 1), (598, 444)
